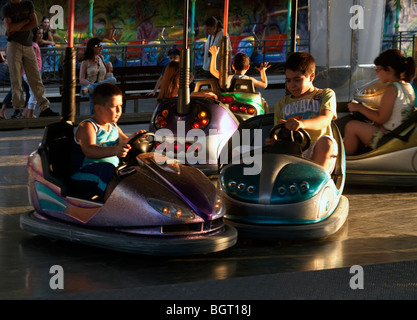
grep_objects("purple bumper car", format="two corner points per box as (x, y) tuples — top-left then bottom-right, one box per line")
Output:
(20, 122), (237, 255)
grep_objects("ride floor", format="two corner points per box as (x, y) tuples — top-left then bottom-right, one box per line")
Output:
(1, 124), (417, 300)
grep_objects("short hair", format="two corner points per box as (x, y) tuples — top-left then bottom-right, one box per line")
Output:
(204, 16), (223, 28)
(168, 48), (180, 56)
(92, 83), (123, 107)
(232, 52), (250, 71)
(284, 51), (316, 76)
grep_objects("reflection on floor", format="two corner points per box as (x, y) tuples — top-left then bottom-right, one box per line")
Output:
(1, 126), (417, 299)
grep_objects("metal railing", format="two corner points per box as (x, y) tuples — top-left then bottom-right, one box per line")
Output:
(34, 36), (309, 83)
(382, 31), (416, 59)
(1, 32), (414, 89)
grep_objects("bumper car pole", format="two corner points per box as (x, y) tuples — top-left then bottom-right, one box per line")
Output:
(61, 0), (76, 124)
(177, 0), (191, 115)
(289, 0), (298, 53)
(219, 0), (230, 90)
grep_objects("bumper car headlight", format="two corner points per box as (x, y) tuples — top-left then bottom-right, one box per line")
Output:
(214, 196), (223, 216)
(148, 199), (195, 220)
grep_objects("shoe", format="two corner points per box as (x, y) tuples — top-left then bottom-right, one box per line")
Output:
(39, 108), (59, 117)
(11, 110), (22, 119)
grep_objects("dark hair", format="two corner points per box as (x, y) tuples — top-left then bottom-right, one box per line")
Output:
(41, 16), (50, 23)
(284, 51), (316, 76)
(92, 83), (123, 106)
(32, 26), (42, 42)
(168, 48), (180, 56)
(204, 16), (223, 29)
(374, 49), (416, 82)
(83, 37), (102, 61)
(232, 52), (250, 71)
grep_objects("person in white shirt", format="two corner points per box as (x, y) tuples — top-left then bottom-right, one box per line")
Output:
(202, 16), (231, 79)
(344, 49), (416, 155)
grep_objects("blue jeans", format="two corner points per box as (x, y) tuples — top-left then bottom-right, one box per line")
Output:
(81, 75), (117, 114)
(2, 82), (30, 107)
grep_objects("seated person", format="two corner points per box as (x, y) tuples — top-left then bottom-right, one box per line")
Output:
(208, 46), (270, 89)
(71, 83), (142, 201)
(147, 48), (196, 96)
(265, 51), (338, 173)
(343, 49), (416, 155)
(157, 61), (217, 100)
(79, 37), (117, 114)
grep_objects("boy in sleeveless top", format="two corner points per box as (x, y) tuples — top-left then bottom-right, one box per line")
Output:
(71, 83), (142, 200)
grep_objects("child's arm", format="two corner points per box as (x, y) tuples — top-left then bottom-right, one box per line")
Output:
(77, 122), (131, 159)
(208, 46), (220, 79)
(117, 127), (130, 144)
(191, 91), (217, 99)
(118, 128), (148, 145)
(347, 84), (397, 126)
(282, 109), (335, 132)
(147, 75), (163, 96)
(251, 62), (270, 89)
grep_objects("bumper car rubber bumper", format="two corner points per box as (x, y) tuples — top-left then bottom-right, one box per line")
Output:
(225, 195), (349, 241)
(20, 211), (238, 256)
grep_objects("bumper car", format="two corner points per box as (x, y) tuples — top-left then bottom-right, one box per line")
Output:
(218, 114), (349, 240)
(149, 0), (267, 175)
(336, 79), (417, 186)
(149, 81), (240, 175)
(20, 122), (237, 255)
(218, 78), (268, 121)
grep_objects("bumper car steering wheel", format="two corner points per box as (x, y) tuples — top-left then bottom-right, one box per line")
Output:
(121, 131), (156, 164)
(114, 131), (156, 182)
(268, 123), (311, 154)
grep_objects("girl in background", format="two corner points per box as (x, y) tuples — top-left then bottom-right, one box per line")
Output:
(157, 61), (216, 100)
(343, 49), (415, 155)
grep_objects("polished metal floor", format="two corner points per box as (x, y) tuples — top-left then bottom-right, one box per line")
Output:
(1, 124), (417, 300)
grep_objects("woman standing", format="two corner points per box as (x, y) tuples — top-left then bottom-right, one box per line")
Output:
(79, 37), (117, 114)
(202, 16), (231, 79)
